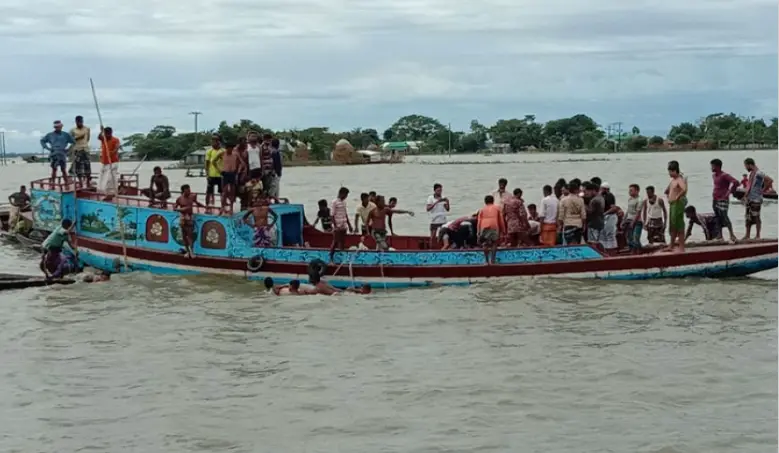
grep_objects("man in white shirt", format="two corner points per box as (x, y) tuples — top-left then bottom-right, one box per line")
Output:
(354, 192), (377, 236)
(245, 131), (263, 181)
(490, 178), (510, 208)
(539, 184), (559, 245)
(425, 183), (450, 246)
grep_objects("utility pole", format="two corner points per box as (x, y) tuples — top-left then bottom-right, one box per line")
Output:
(750, 116), (756, 148)
(615, 121), (623, 153)
(189, 111), (202, 135)
(0, 131), (5, 165)
(189, 111), (202, 152)
(447, 122), (452, 157)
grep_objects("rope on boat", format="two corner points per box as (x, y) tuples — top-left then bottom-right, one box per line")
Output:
(378, 251), (388, 293)
(91, 78), (128, 272)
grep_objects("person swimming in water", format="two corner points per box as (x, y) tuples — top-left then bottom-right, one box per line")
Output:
(264, 276), (370, 295)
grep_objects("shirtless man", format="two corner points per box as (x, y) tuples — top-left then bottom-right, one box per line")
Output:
(141, 166), (171, 208)
(174, 184), (206, 257)
(367, 195), (414, 251)
(242, 193), (279, 248)
(665, 160), (688, 252)
(308, 274), (372, 295)
(271, 279), (317, 296)
(221, 145), (242, 213)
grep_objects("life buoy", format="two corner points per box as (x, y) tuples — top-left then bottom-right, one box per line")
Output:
(307, 258), (327, 278)
(247, 255), (265, 272)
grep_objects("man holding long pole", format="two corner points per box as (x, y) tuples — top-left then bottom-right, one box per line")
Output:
(97, 126), (121, 200)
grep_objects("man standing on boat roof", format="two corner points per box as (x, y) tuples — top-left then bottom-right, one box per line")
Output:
(40, 120), (75, 186)
(259, 133), (275, 197)
(97, 126), (122, 199)
(709, 158), (739, 242)
(245, 131), (263, 182)
(70, 116), (91, 186)
(266, 138), (283, 198)
(204, 134), (224, 207)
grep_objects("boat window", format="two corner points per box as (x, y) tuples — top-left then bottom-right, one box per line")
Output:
(279, 213), (303, 246)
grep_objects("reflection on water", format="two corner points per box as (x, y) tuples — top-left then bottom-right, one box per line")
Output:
(0, 151), (776, 453)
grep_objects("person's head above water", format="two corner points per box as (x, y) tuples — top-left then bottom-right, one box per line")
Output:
(289, 279), (301, 291)
(263, 277), (274, 290)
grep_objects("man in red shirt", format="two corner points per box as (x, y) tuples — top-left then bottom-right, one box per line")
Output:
(98, 126), (121, 199)
(710, 158), (739, 241)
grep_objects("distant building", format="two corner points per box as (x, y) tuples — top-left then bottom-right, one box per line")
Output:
(490, 143), (512, 154)
(184, 148), (207, 166)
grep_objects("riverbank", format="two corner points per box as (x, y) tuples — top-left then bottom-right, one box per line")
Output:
(569, 146), (776, 155)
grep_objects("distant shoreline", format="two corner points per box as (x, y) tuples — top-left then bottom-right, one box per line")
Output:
(3, 147), (775, 166)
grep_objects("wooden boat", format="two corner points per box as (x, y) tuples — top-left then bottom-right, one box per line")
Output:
(20, 175), (779, 289)
(0, 273), (76, 291)
(732, 188), (778, 201)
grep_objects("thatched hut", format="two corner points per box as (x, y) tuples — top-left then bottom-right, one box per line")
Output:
(332, 138), (359, 163)
(292, 142), (310, 161)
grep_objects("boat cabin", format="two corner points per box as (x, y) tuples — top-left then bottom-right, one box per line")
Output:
(27, 174), (309, 255)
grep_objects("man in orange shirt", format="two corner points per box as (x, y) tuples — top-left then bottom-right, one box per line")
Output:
(98, 126), (121, 199)
(477, 194), (505, 265)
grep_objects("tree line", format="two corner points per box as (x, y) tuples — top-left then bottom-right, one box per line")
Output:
(122, 113), (779, 161)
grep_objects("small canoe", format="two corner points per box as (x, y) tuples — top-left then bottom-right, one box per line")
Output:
(733, 188), (778, 201)
(0, 273), (76, 291)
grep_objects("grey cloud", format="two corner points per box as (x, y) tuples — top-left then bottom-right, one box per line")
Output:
(0, 0), (776, 143)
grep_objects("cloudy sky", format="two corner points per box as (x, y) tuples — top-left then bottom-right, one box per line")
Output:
(0, 0), (776, 151)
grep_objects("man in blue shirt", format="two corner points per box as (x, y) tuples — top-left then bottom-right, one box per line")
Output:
(40, 120), (75, 185)
(40, 219), (79, 280)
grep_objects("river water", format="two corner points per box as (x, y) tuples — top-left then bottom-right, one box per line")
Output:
(0, 150), (776, 453)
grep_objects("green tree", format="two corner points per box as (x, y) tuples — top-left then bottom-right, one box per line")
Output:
(489, 115), (544, 152)
(667, 122), (701, 141)
(382, 128), (393, 141)
(626, 135), (649, 151)
(674, 133), (692, 145)
(458, 134), (482, 153)
(649, 135), (664, 146)
(631, 126), (640, 135)
(389, 114), (445, 141)
(543, 114), (602, 151)
(122, 133), (146, 149)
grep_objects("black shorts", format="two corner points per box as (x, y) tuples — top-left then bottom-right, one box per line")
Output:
(206, 177), (222, 195)
(249, 168), (263, 180)
(221, 172), (237, 186)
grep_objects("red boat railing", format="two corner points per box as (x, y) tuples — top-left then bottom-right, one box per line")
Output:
(31, 174), (140, 193)
(76, 190), (223, 215)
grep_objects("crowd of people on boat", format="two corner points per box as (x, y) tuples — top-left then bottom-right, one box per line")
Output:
(311, 157), (773, 264)
(8, 117), (776, 288)
(38, 117), (123, 196)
